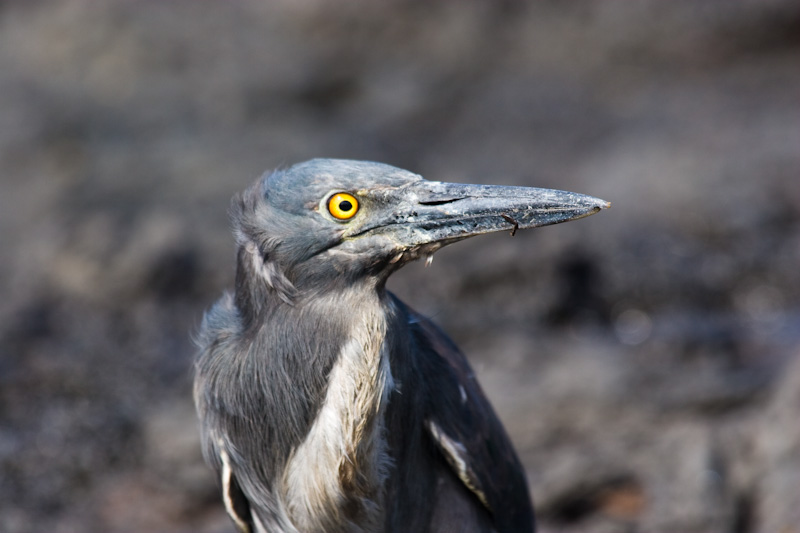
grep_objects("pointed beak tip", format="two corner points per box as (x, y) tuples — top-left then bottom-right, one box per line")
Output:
(571, 196), (610, 221)
(586, 197), (610, 211)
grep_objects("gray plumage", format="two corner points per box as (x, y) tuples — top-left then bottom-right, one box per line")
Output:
(194, 159), (608, 532)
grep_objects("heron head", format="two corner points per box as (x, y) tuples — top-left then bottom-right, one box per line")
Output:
(232, 158), (608, 303)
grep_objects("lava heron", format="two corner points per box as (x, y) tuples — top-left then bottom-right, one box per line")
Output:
(194, 159), (608, 532)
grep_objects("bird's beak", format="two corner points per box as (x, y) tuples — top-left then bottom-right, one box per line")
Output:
(361, 180), (609, 249)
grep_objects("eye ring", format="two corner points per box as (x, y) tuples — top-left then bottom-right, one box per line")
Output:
(328, 192), (359, 220)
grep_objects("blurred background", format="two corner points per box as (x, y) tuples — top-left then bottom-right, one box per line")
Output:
(1, 1), (799, 532)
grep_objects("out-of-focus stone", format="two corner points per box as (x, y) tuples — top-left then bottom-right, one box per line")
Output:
(753, 352), (800, 533)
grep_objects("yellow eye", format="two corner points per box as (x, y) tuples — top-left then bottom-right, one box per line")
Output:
(328, 193), (359, 220)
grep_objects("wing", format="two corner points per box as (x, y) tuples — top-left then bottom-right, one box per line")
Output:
(217, 443), (256, 533)
(193, 294), (256, 533)
(407, 305), (535, 533)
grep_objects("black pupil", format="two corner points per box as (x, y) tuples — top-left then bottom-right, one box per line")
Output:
(338, 200), (353, 212)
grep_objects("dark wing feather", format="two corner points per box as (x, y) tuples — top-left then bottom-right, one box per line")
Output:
(408, 307), (535, 533)
(214, 440), (255, 533)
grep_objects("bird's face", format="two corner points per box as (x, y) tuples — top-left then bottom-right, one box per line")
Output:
(234, 159), (608, 298)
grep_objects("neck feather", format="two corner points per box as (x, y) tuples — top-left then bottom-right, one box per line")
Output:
(280, 296), (395, 530)
(223, 284), (397, 530)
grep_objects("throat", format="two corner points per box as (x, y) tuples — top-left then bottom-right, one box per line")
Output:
(281, 305), (394, 531)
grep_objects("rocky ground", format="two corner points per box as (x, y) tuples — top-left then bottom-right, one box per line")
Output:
(1, 1), (799, 532)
